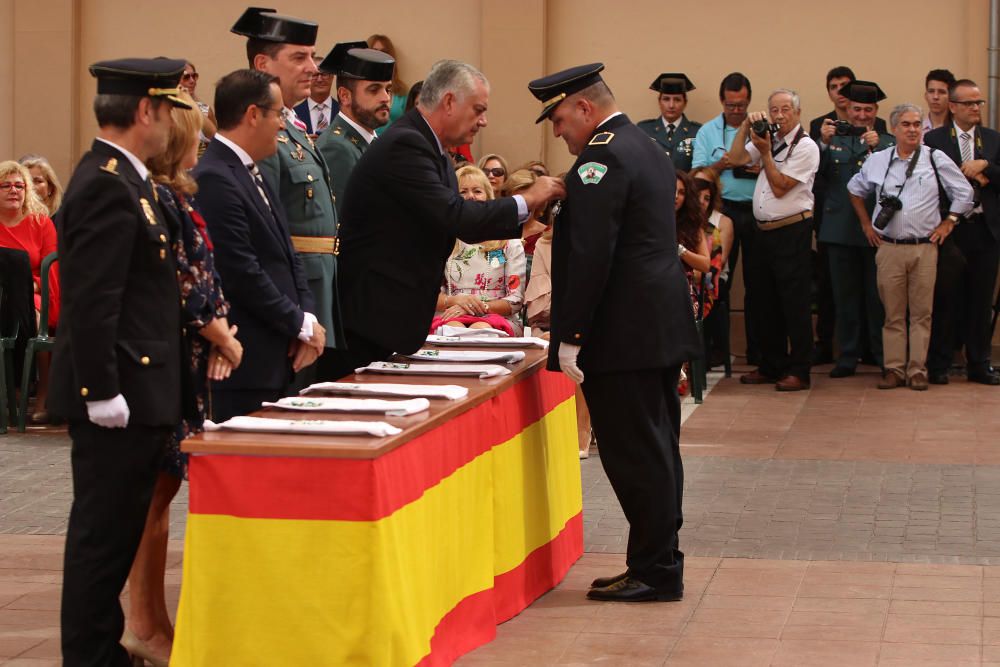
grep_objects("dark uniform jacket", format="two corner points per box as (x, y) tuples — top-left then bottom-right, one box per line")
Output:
(195, 138), (315, 391)
(259, 119), (344, 349)
(636, 114), (701, 172)
(924, 124), (1000, 241)
(818, 132), (895, 246)
(808, 110), (888, 141)
(338, 109), (522, 355)
(316, 114), (369, 217)
(49, 140), (181, 425)
(548, 114), (701, 374)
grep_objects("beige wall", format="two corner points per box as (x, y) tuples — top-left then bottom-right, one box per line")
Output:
(0, 0), (993, 183)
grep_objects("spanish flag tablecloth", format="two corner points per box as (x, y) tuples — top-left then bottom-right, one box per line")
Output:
(171, 368), (582, 666)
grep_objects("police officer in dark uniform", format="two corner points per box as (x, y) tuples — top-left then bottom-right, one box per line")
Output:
(232, 7), (345, 372)
(315, 41), (395, 216)
(637, 72), (701, 173)
(817, 81), (894, 377)
(529, 64), (700, 602)
(48, 58), (188, 666)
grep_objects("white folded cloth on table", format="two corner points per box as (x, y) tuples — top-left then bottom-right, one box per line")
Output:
(356, 361), (512, 378)
(426, 335), (549, 349)
(299, 382), (469, 400)
(405, 349), (526, 364)
(262, 396), (430, 416)
(203, 416), (402, 437)
(435, 324), (509, 338)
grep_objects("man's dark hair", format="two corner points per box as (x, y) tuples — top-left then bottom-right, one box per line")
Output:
(950, 78), (979, 100)
(337, 77), (361, 98)
(214, 69), (278, 131)
(246, 38), (285, 69)
(825, 66), (856, 87)
(93, 95), (165, 129)
(719, 72), (751, 101)
(926, 68), (957, 89)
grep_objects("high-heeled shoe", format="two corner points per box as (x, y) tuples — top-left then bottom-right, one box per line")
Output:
(121, 628), (170, 667)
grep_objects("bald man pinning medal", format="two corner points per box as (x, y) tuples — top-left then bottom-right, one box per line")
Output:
(530, 64), (700, 602)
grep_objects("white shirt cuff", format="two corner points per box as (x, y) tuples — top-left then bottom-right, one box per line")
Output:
(513, 195), (530, 224)
(298, 312), (317, 342)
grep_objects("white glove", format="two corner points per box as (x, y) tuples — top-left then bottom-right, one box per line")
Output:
(558, 343), (584, 384)
(86, 393), (130, 429)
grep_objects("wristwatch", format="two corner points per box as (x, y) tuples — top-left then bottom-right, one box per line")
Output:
(946, 213), (960, 224)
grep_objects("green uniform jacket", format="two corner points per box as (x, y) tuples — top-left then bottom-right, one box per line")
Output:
(636, 114), (702, 173)
(316, 115), (369, 217)
(259, 121), (345, 349)
(817, 132), (895, 247)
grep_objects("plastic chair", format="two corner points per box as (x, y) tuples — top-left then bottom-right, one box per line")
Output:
(0, 286), (19, 434)
(689, 271), (714, 404)
(17, 252), (56, 432)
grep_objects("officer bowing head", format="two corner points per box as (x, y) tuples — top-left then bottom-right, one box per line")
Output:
(529, 63), (616, 156)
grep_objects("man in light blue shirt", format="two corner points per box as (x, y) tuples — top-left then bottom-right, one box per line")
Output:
(847, 103), (973, 390)
(692, 72), (760, 364)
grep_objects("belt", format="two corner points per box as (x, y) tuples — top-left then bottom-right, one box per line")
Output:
(880, 236), (931, 245)
(755, 211), (812, 231)
(722, 198), (753, 211)
(290, 235), (339, 255)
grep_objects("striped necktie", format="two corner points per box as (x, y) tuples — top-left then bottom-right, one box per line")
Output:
(960, 131), (973, 163)
(315, 103), (328, 132)
(248, 164), (273, 212)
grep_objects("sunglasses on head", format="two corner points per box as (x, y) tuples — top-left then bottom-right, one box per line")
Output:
(484, 167), (506, 178)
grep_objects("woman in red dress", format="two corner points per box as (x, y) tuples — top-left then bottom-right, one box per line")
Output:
(0, 160), (59, 423)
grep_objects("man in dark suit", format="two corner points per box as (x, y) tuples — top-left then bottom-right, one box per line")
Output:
(329, 59), (564, 376)
(195, 69), (326, 420)
(529, 64), (700, 602)
(48, 58), (188, 667)
(925, 79), (1000, 385)
(293, 67), (339, 136)
(636, 72), (701, 172)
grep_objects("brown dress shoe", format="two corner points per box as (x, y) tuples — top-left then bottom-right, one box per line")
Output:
(877, 372), (905, 389)
(909, 373), (929, 391)
(775, 375), (810, 391)
(740, 370), (777, 385)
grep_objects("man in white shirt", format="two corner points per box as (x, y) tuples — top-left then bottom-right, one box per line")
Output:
(728, 89), (820, 391)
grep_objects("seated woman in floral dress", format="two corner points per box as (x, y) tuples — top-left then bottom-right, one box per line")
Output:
(431, 165), (526, 335)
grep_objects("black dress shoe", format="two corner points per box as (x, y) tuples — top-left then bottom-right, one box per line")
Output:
(968, 370), (1000, 385)
(829, 365), (855, 378)
(586, 576), (683, 602)
(591, 570), (629, 588)
(928, 371), (950, 385)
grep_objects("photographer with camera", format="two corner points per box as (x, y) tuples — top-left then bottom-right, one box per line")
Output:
(816, 81), (895, 378)
(925, 79), (1000, 385)
(847, 104), (973, 390)
(727, 89), (820, 391)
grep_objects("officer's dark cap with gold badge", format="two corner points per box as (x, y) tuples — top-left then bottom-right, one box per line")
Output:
(840, 80), (887, 104)
(528, 63), (605, 124)
(89, 58), (192, 109)
(318, 41), (395, 82)
(650, 73), (695, 95)
(231, 6), (318, 46)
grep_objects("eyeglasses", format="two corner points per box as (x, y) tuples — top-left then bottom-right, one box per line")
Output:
(0, 182), (26, 191)
(723, 103), (748, 111)
(484, 167), (506, 178)
(954, 100), (987, 108)
(182, 72), (199, 82)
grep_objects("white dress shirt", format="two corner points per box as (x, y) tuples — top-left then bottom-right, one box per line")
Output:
(337, 111), (377, 145)
(743, 124), (820, 221)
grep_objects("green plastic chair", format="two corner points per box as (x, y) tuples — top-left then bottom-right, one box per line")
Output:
(17, 252), (56, 432)
(0, 285), (20, 434)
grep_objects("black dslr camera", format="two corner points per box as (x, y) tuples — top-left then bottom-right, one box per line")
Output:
(834, 120), (866, 137)
(873, 195), (902, 230)
(751, 118), (778, 138)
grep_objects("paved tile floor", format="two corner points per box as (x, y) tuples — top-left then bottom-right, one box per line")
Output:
(2, 366), (1000, 665)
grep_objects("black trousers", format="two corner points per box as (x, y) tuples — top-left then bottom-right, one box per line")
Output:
(315, 328), (393, 381)
(61, 421), (170, 667)
(827, 243), (884, 369)
(582, 366), (684, 592)
(722, 199), (759, 361)
(814, 240), (837, 352)
(749, 219), (814, 380)
(928, 222), (1000, 375)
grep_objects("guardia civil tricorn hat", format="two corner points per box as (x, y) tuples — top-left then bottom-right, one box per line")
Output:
(528, 63), (606, 123)
(649, 73), (695, 94)
(231, 7), (318, 46)
(319, 42), (395, 81)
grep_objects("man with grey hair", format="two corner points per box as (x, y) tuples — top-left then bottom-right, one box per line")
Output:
(326, 59), (565, 376)
(848, 103), (973, 390)
(728, 88), (820, 391)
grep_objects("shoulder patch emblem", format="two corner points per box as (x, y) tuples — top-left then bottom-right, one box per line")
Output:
(589, 131), (615, 146)
(99, 157), (119, 175)
(578, 162), (608, 185)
